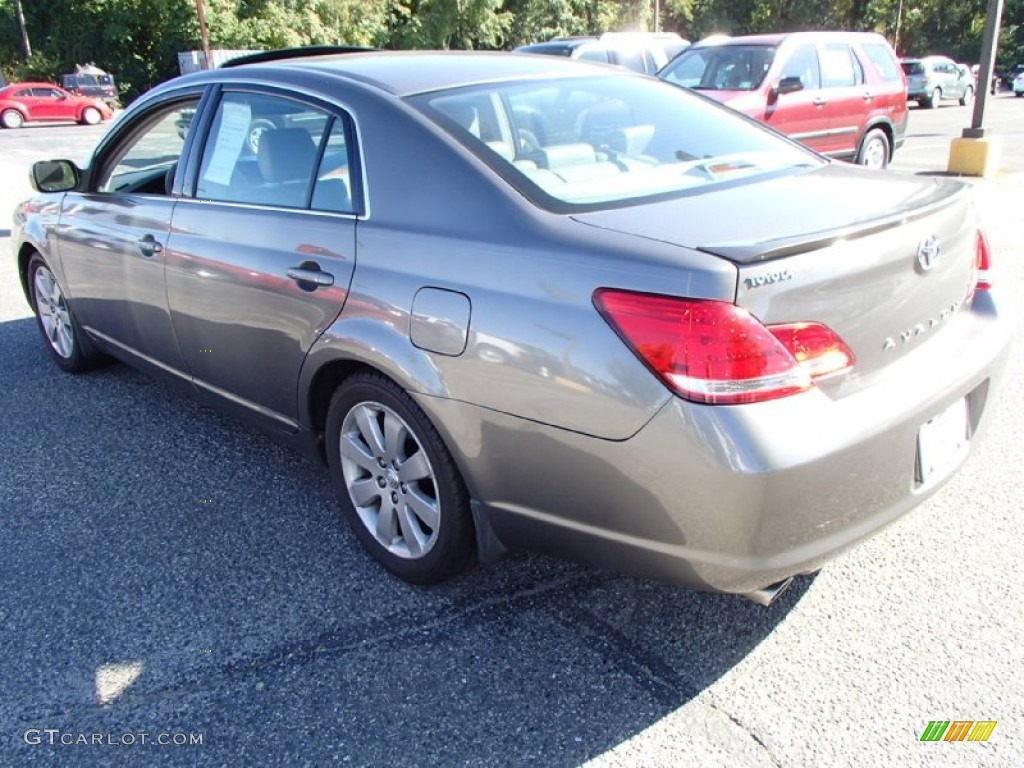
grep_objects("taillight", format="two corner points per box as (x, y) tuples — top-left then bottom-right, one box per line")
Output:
(975, 229), (992, 290)
(594, 289), (854, 405)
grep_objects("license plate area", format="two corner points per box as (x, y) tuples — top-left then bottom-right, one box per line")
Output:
(916, 397), (970, 488)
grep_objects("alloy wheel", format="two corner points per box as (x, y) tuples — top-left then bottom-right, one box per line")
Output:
(339, 401), (441, 559)
(33, 265), (74, 359)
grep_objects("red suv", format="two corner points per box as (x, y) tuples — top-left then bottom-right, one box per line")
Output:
(659, 32), (908, 169)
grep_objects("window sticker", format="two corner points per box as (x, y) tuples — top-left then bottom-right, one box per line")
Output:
(202, 101), (252, 186)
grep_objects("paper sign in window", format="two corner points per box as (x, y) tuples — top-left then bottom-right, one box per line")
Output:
(202, 101), (252, 186)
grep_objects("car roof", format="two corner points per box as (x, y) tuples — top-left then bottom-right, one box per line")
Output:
(2, 82), (62, 89)
(691, 31), (885, 48)
(184, 50), (620, 97)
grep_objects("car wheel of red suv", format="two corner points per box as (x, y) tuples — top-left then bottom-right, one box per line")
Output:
(856, 129), (890, 170)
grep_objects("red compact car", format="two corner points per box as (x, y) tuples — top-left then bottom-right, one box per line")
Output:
(0, 82), (113, 128)
(659, 32), (908, 169)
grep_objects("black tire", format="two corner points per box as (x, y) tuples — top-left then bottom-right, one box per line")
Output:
(959, 86), (974, 107)
(325, 372), (474, 584)
(927, 88), (941, 109)
(1, 108), (24, 129)
(27, 253), (104, 373)
(855, 128), (890, 170)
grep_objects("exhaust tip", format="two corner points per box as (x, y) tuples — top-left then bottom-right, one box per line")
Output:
(743, 576), (795, 607)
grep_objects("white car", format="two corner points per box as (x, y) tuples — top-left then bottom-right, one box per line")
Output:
(1013, 71), (1024, 97)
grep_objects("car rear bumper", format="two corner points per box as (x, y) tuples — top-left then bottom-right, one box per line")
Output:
(420, 289), (1011, 595)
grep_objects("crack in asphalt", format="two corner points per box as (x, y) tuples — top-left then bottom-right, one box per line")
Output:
(14, 570), (617, 721)
(705, 695), (783, 768)
(561, 605), (700, 708)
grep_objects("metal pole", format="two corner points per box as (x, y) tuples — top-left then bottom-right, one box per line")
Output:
(964, 0), (1005, 138)
(654, 0), (660, 33)
(14, 0), (31, 58)
(196, 0), (213, 70)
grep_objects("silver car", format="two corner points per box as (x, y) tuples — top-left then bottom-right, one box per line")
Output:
(13, 50), (1011, 603)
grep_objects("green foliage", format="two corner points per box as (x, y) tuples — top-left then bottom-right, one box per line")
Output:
(0, 0), (1021, 102)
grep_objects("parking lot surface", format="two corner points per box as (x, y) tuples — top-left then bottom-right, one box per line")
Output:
(2, 98), (1022, 767)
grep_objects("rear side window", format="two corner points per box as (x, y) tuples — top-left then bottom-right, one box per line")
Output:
(865, 46), (904, 81)
(195, 92), (357, 214)
(821, 44), (863, 87)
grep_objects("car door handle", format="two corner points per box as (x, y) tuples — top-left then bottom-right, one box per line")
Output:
(862, 91), (875, 101)
(137, 234), (163, 257)
(287, 266), (334, 287)
(812, 97), (827, 106)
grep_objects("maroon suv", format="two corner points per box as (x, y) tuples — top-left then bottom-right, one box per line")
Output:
(659, 31), (908, 169)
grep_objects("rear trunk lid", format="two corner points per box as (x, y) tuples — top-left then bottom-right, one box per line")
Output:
(573, 164), (978, 387)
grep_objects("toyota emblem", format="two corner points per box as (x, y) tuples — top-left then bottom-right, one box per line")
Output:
(916, 235), (940, 271)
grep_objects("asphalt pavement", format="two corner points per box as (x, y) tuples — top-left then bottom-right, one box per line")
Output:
(1, 97), (1022, 767)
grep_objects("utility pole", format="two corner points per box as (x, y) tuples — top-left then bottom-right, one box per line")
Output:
(14, 0), (32, 59)
(964, 0), (1005, 137)
(196, 0), (213, 70)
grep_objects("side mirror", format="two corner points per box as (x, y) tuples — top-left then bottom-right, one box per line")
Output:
(31, 160), (80, 193)
(776, 76), (804, 96)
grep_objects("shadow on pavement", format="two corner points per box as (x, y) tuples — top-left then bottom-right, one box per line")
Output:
(0, 316), (810, 766)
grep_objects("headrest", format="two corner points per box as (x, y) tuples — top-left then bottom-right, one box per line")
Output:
(257, 128), (316, 183)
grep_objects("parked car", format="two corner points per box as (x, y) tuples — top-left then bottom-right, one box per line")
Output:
(60, 69), (118, 108)
(901, 56), (975, 108)
(0, 82), (113, 128)
(515, 32), (688, 75)
(1012, 65), (1024, 96)
(13, 50), (1009, 603)
(658, 31), (908, 169)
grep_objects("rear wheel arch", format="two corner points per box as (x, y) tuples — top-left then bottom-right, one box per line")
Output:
(856, 121), (894, 166)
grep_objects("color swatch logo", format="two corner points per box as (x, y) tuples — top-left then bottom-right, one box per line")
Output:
(920, 721), (996, 742)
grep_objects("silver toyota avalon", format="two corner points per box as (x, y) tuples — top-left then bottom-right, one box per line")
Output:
(13, 50), (1011, 603)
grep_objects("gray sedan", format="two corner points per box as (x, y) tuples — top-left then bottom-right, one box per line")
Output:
(12, 50), (1011, 604)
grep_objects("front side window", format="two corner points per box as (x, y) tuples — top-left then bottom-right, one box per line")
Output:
(780, 45), (821, 90)
(98, 97), (200, 194)
(660, 45), (776, 91)
(416, 75), (818, 209)
(195, 92), (356, 213)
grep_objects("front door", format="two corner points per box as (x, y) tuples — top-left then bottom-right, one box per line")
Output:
(165, 89), (358, 429)
(56, 95), (203, 376)
(765, 44), (831, 153)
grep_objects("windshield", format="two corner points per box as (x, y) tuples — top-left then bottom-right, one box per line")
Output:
(901, 61), (925, 76)
(659, 45), (776, 91)
(413, 75), (818, 210)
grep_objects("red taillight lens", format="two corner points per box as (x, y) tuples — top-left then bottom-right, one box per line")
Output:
(975, 229), (992, 291)
(594, 290), (853, 405)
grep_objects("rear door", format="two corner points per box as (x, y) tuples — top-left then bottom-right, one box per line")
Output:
(818, 42), (870, 157)
(165, 89), (358, 429)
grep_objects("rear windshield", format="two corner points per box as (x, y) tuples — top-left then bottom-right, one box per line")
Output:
(901, 61), (925, 75)
(659, 45), (776, 91)
(412, 75), (818, 210)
